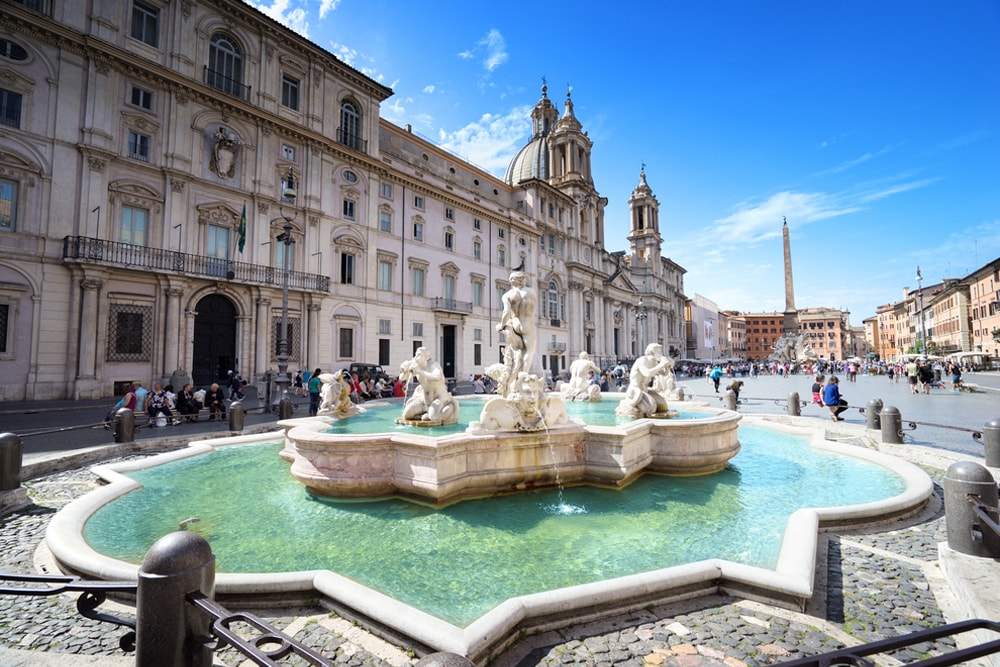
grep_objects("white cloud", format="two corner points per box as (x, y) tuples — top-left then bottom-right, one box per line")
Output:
(246, 0), (309, 37)
(423, 84), (436, 94)
(458, 29), (508, 73)
(318, 0), (340, 20)
(437, 105), (532, 174)
(712, 191), (862, 245)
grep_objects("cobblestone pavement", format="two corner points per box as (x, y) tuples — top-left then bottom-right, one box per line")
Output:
(1, 394), (997, 665)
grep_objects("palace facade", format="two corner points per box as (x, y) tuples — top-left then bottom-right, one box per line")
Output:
(0, 0), (687, 400)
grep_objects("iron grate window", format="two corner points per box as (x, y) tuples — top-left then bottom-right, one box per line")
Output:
(107, 303), (152, 361)
(271, 315), (301, 361)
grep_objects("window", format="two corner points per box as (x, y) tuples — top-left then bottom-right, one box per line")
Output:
(381, 182), (392, 198)
(129, 86), (153, 110)
(412, 322), (423, 337)
(378, 319), (392, 335)
(130, 1), (159, 47)
(343, 170), (358, 183)
(107, 303), (153, 361)
(0, 303), (7, 354)
(474, 343), (482, 366)
(548, 234), (555, 254)
(127, 130), (150, 162)
(0, 179), (17, 231)
(339, 100), (361, 149)
(0, 89), (22, 129)
(275, 235), (294, 270)
(281, 144), (296, 161)
(585, 300), (592, 322)
(271, 316), (301, 361)
(413, 221), (423, 241)
(473, 240), (482, 260)
(342, 199), (355, 220)
(281, 74), (299, 110)
(472, 281), (483, 307)
(497, 247), (505, 267)
(443, 275), (456, 301)
(378, 260), (393, 291)
(120, 205), (148, 245)
(208, 34), (244, 97)
(413, 195), (424, 209)
(473, 328), (482, 342)
(547, 282), (559, 320)
(340, 253), (354, 284)
(444, 230), (454, 251)
(0, 40), (28, 61)
(379, 211), (392, 233)
(412, 267), (425, 296)
(445, 207), (454, 220)
(473, 218), (481, 230)
(206, 224), (230, 260)
(338, 327), (354, 359)
(498, 227), (505, 239)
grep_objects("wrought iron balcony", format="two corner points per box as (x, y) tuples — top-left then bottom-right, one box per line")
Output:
(547, 342), (567, 352)
(203, 67), (251, 101)
(63, 236), (329, 292)
(337, 128), (367, 153)
(430, 297), (472, 314)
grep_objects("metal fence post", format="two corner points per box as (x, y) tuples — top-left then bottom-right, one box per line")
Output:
(865, 399), (883, 430)
(942, 460), (1000, 558)
(880, 406), (902, 444)
(279, 392), (293, 420)
(786, 392), (800, 416)
(228, 402), (244, 431)
(136, 531), (216, 667)
(114, 408), (135, 443)
(0, 432), (22, 491)
(984, 418), (1000, 468)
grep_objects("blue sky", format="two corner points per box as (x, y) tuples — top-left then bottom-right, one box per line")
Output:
(247, 0), (1000, 324)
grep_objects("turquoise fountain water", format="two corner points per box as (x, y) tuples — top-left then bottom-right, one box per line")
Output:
(83, 424), (905, 627)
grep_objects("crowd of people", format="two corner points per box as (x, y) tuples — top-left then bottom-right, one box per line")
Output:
(110, 375), (233, 426)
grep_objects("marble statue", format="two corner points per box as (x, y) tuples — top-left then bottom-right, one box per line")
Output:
(317, 370), (360, 417)
(469, 372), (567, 433)
(616, 343), (678, 419)
(398, 347), (457, 425)
(562, 351), (602, 402)
(495, 270), (537, 396)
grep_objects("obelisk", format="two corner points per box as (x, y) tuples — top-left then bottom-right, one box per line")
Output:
(782, 217), (798, 333)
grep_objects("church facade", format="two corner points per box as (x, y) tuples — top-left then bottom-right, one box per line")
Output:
(0, 0), (687, 400)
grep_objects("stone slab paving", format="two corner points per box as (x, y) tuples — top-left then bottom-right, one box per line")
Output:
(2, 400), (999, 665)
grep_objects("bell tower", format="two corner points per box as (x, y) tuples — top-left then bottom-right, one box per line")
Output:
(627, 166), (662, 264)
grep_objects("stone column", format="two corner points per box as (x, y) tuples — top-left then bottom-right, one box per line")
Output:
(77, 277), (103, 380)
(307, 302), (321, 368)
(255, 297), (270, 377)
(163, 287), (183, 374)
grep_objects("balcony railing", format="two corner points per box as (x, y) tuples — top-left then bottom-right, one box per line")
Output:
(337, 128), (367, 153)
(547, 342), (567, 352)
(430, 297), (472, 314)
(63, 236), (329, 292)
(203, 67), (251, 101)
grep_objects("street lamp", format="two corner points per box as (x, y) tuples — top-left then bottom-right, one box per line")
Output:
(273, 168), (297, 415)
(636, 296), (647, 354)
(915, 266), (927, 357)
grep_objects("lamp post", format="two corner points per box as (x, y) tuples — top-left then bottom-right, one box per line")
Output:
(916, 266), (927, 357)
(636, 296), (647, 354)
(273, 168), (297, 415)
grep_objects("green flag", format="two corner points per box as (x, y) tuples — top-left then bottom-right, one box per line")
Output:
(238, 203), (246, 253)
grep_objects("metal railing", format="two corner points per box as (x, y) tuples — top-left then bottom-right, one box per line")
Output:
(63, 236), (330, 292)
(430, 297), (472, 314)
(336, 128), (367, 152)
(203, 66), (251, 101)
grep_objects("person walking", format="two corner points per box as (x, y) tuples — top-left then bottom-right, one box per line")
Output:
(308, 367), (322, 415)
(905, 359), (919, 394)
(823, 376), (848, 421)
(709, 365), (723, 393)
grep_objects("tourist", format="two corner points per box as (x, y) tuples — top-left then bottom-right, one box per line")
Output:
(810, 375), (825, 407)
(177, 383), (201, 422)
(206, 383), (227, 421)
(308, 367), (322, 415)
(709, 365), (723, 393)
(823, 376), (848, 421)
(905, 358), (919, 394)
(146, 382), (180, 426)
(473, 374), (486, 394)
(293, 370), (304, 397)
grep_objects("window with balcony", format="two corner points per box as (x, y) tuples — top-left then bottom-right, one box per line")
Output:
(207, 34), (245, 98)
(206, 224), (230, 276)
(127, 130), (151, 162)
(378, 260), (393, 291)
(339, 100), (361, 150)
(120, 205), (148, 245)
(130, 1), (159, 47)
(0, 89), (22, 129)
(0, 179), (17, 231)
(281, 74), (299, 110)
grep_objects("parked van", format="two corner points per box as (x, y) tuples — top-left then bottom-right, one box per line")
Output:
(348, 363), (389, 381)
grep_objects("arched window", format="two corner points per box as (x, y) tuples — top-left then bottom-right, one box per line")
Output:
(208, 34), (244, 98)
(547, 281), (559, 321)
(340, 100), (361, 149)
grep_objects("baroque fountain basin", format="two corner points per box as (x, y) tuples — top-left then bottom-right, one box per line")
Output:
(277, 397), (742, 504)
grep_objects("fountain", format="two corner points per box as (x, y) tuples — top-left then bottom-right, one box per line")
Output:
(42, 272), (934, 663)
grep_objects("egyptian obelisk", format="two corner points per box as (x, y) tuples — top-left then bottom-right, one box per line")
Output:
(782, 217), (798, 333)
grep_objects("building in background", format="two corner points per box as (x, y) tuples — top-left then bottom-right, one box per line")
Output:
(0, 0), (687, 400)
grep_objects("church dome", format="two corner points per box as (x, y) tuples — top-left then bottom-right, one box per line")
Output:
(504, 83), (559, 186)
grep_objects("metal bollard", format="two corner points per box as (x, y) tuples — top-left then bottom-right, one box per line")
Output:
(724, 389), (738, 411)
(414, 652), (476, 667)
(865, 399), (883, 430)
(984, 418), (1000, 468)
(135, 531), (215, 667)
(228, 402), (244, 431)
(0, 432), (23, 492)
(786, 392), (800, 416)
(880, 405), (902, 444)
(279, 392), (293, 420)
(942, 460), (1000, 558)
(114, 408), (135, 443)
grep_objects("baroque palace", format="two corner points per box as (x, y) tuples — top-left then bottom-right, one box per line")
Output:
(0, 0), (687, 400)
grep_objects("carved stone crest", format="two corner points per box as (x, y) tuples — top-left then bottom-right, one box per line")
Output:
(210, 126), (240, 179)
